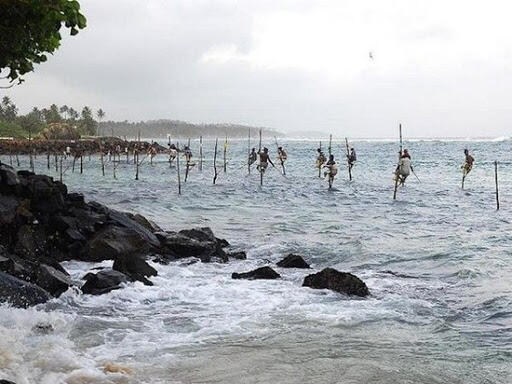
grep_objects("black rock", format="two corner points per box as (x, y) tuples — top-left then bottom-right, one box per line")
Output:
(81, 269), (129, 295)
(232, 266), (281, 280)
(35, 264), (73, 296)
(83, 225), (150, 261)
(113, 254), (157, 286)
(0, 271), (51, 307)
(276, 254), (310, 269)
(302, 268), (369, 297)
(179, 227), (216, 242)
(108, 209), (160, 249)
(0, 379), (17, 384)
(228, 251), (247, 260)
(0, 195), (20, 226)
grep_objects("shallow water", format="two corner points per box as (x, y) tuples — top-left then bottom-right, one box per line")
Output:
(1, 138), (511, 383)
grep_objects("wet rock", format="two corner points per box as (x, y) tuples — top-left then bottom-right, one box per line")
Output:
(302, 268), (369, 297)
(14, 225), (48, 260)
(179, 227), (216, 242)
(159, 232), (216, 259)
(32, 322), (54, 334)
(276, 254), (310, 269)
(0, 271), (51, 307)
(0, 379), (17, 384)
(83, 225), (150, 262)
(0, 163), (20, 192)
(228, 251), (247, 260)
(108, 209), (160, 249)
(81, 269), (129, 295)
(232, 266), (281, 280)
(113, 254), (157, 286)
(35, 264), (73, 296)
(0, 195), (20, 225)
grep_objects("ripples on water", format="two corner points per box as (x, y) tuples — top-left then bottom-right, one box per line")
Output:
(0, 139), (511, 383)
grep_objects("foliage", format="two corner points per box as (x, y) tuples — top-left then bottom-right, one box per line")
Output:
(0, 0), (87, 84)
(0, 96), (18, 121)
(0, 98), (103, 138)
(0, 121), (26, 138)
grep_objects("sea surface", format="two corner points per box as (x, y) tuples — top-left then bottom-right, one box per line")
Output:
(1, 138), (511, 384)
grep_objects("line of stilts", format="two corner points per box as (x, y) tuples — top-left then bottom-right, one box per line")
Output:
(2, 127), (502, 210)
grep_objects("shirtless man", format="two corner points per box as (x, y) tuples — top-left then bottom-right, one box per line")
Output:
(324, 154), (338, 188)
(316, 148), (326, 168)
(248, 148), (257, 165)
(277, 146), (288, 163)
(462, 149), (474, 176)
(396, 149), (413, 185)
(257, 147), (274, 173)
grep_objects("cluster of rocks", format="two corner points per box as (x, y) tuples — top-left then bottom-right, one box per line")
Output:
(0, 163), (369, 308)
(0, 138), (167, 156)
(232, 254), (369, 297)
(0, 163), (240, 307)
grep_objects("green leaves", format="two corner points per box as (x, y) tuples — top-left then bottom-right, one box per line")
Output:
(0, 0), (88, 84)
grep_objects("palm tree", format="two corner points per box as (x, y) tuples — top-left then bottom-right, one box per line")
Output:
(96, 108), (105, 136)
(59, 105), (69, 120)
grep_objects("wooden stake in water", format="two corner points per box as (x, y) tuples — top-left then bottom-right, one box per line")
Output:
(213, 138), (218, 184)
(248, 128), (251, 175)
(495, 160), (500, 210)
(328, 134), (332, 157)
(345, 137), (352, 181)
(318, 140), (322, 178)
(135, 149), (139, 180)
(223, 135), (228, 173)
(46, 152), (50, 169)
(259, 129), (262, 153)
(100, 146), (105, 177)
(177, 142), (181, 195)
(59, 156), (63, 182)
(393, 124), (403, 200)
(80, 154), (83, 174)
(199, 136), (203, 171)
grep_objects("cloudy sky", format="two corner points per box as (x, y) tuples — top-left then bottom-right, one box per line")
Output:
(5, 0), (512, 137)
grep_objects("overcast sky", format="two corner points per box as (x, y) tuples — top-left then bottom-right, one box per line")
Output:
(5, 0), (512, 137)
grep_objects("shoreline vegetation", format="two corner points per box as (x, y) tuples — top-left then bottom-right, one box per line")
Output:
(0, 97), (281, 141)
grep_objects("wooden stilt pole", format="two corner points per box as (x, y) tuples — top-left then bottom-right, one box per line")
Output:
(72, 156), (76, 173)
(345, 137), (352, 181)
(100, 146), (105, 177)
(135, 149), (139, 180)
(223, 135), (228, 173)
(248, 128), (251, 175)
(80, 155), (83, 174)
(54, 153), (58, 172)
(393, 124), (403, 200)
(177, 142), (181, 195)
(199, 136), (203, 171)
(495, 160), (500, 210)
(15, 153), (19, 167)
(47, 152), (50, 169)
(259, 129), (263, 186)
(213, 138), (218, 184)
(59, 156), (63, 182)
(328, 134), (332, 157)
(318, 141), (322, 178)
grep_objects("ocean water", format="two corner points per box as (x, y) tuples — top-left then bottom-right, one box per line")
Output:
(1, 138), (511, 384)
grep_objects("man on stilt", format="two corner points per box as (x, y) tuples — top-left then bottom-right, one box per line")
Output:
(461, 148), (474, 187)
(316, 148), (326, 170)
(324, 154), (338, 189)
(395, 149), (413, 186)
(257, 147), (274, 174)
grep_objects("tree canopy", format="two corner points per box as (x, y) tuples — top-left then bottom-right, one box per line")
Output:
(0, 0), (87, 85)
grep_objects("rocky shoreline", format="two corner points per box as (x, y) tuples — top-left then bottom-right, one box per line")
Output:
(0, 138), (167, 156)
(0, 162), (369, 309)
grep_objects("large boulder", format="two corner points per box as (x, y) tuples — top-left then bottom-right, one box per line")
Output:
(232, 266), (281, 280)
(276, 254), (310, 269)
(158, 231), (227, 263)
(83, 225), (150, 262)
(14, 225), (48, 260)
(227, 251), (247, 260)
(113, 254), (157, 286)
(302, 268), (369, 297)
(26, 174), (65, 214)
(0, 195), (20, 226)
(108, 210), (160, 249)
(35, 264), (73, 296)
(81, 270), (129, 295)
(0, 271), (51, 308)
(0, 163), (20, 194)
